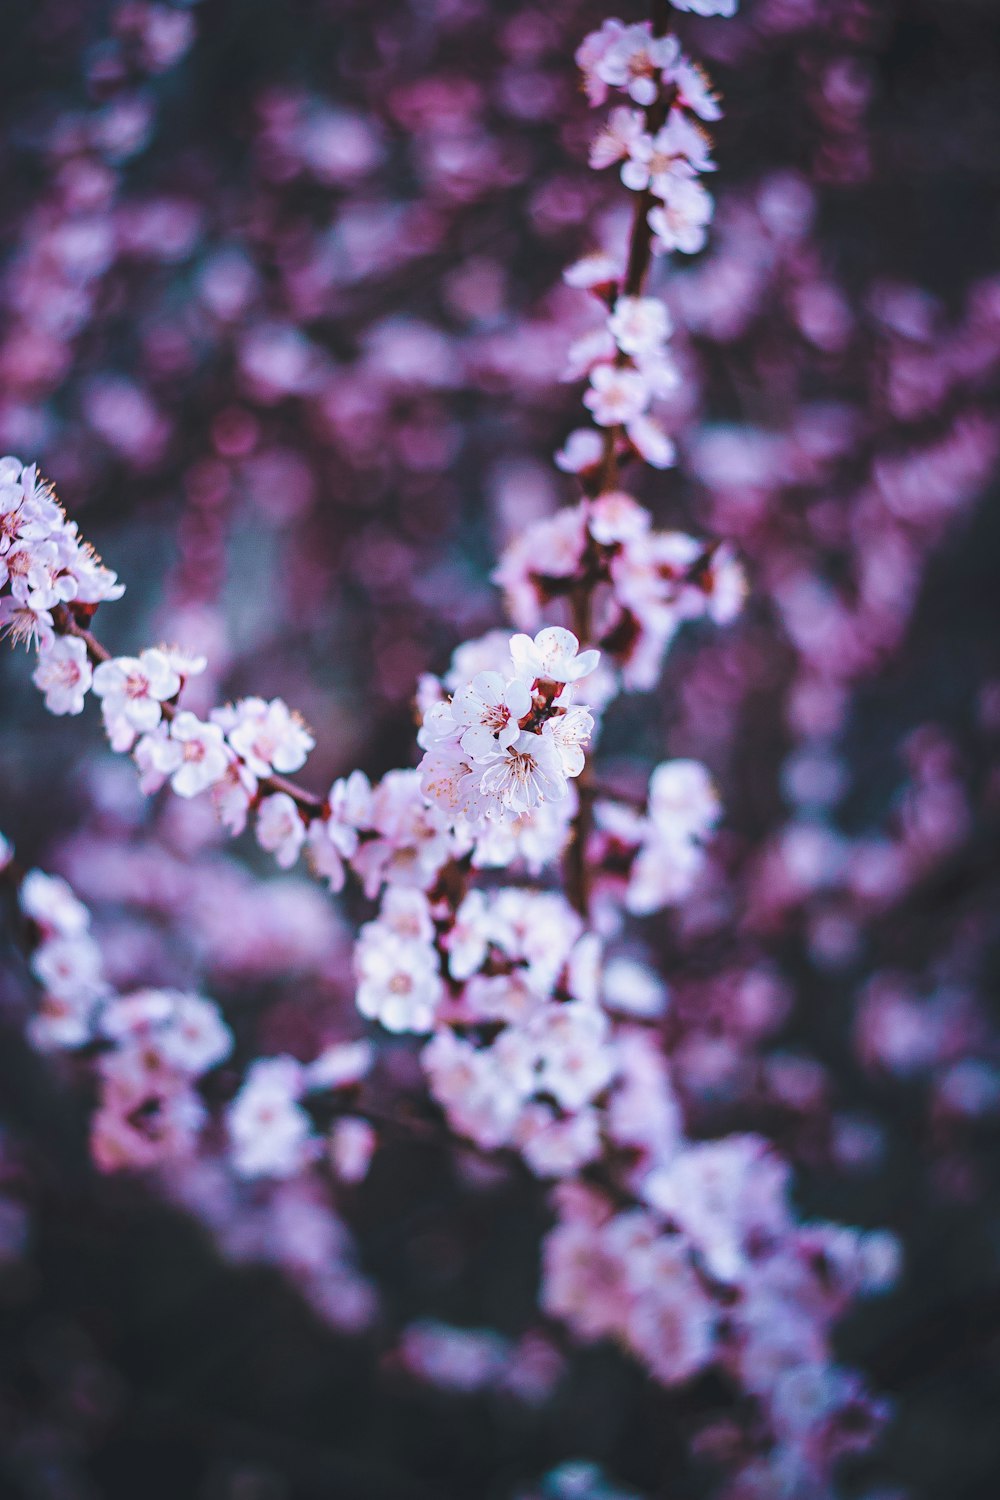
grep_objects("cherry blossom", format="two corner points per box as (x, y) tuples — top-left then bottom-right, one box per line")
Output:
(32, 636), (92, 715)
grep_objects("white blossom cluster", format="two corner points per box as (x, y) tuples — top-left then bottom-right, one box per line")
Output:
(226, 1043), (374, 1182)
(416, 626), (599, 828)
(565, 18), (727, 469)
(12, 856), (235, 1171)
(594, 759), (723, 915)
(0, 456), (122, 667)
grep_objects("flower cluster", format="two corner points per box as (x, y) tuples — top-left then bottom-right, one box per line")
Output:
(495, 492), (745, 690)
(0, 457), (123, 659)
(1, 0), (938, 1494)
(566, 16), (726, 469)
(417, 626), (599, 828)
(544, 1145), (897, 1490)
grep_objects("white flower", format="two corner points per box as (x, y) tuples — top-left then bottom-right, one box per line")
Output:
(563, 327), (618, 383)
(589, 106), (647, 170)
(307, 771), (369, 890)
(596, 24), (680, 107)
(0, 595), (54, 651)
(224, 696), (315, 776)
(32, 636), (92, 715)
(31, 935), (106, 1007)
(329, 1117), (376, 1184)
(210, 758), (258, 834)
(227, 1056), (314, 1179)
(648, 179), (714, 256)
(530, 1002), (616, 1112)
(154, 711), (231, 797)
(452, 670), (532, 759)
(666, 55), (723, 121)
(583, 363), (650, 427)
(422, 1030), (525, 1150)
(626, 413), (677, 470)
(608, 296), (674, 357)
(20, 870), (91, 938)
(159, 993), (233, 1073)
(306, 1040), (374, 1091)
(92, 648), (181, 735)
(443, 889), (492, 980)
(509, 626), (600, 685)
(622, 112), (715, 195)
(355, 929), (443, 1034)
(670, 0), (737, 16)
(516, 1105), (602, 1178)
(542, 707), (594, 779)
(562, 252), (624, 291)
(555, 428), (605, 474)
(257, 792), (307, 869)
(477, 731), (568, 817)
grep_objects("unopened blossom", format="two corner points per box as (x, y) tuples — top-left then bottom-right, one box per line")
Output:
(92, 648), (181, 741)
(221, 696), (315, 776)
(648, 179), (714, 256)
(329, 1117), (376, 1184)
(583, 363), (650, 427)
(562, 252), (624, 293)
(554, 428), (605, 474)
(256, 792), (307, 869)
(32, 636), (92, 715)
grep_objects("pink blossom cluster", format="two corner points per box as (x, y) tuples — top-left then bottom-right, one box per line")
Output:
(544, 1149), (897, 1495)
(0, 3), (933, 1495)
(495, 491), (744, 691)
